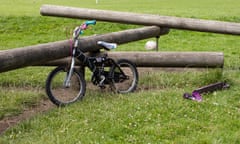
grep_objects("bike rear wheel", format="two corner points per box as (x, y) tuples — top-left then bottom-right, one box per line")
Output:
(46, 66), (86, 106)
(110, 59), (138, 93)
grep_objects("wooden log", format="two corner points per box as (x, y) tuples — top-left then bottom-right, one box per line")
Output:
(41, 52), (224, 68)
(40, 4), (240, 35)
(0, 26), (167, 73)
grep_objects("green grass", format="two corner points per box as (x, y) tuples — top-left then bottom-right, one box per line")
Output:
(0, 0), (240, 143)
(0, 87), (45, 119)
(0, 0), (240, 20)
(1, 78), (240, 143)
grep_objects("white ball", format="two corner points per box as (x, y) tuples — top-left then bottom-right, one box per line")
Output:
(145, 40), (157, 50)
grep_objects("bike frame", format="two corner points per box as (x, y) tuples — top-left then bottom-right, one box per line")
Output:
(63, 21), (88, 87)
(64, 21), (128, 87)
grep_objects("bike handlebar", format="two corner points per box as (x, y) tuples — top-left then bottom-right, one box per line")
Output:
(80, 20), (96, 30)
(73, 20), (96, 39)
(85, 20), (96, 26)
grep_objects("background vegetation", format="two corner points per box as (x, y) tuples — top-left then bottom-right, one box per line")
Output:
(0, 0), (239, 143)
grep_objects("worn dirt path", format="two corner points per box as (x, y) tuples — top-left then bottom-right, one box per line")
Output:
(0, 98), (55, 135)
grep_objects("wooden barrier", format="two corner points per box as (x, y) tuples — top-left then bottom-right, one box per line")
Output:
(40, 4), (240, 35)
(0, 26), (168, 73)
(41, 52), (224, 68)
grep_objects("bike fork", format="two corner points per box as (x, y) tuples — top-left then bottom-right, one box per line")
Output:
(64, 55), (75, 88)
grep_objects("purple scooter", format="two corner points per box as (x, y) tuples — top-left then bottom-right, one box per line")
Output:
(183, 82), (230, 102)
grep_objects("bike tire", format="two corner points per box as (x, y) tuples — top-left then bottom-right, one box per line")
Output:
(46, 66), (86, 106)
(110, 59), (138, 93)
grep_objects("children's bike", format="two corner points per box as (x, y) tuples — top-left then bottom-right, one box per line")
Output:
(45, 20), (139, 106)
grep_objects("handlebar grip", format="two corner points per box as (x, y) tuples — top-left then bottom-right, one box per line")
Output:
(85, 20), (96, 26)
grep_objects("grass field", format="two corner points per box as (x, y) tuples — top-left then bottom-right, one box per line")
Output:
(0, 0), (240, 143)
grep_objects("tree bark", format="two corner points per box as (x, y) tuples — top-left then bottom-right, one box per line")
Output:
(40, 4), (240, 35)
(41, 51), (224, 68)
(0, 26), (168, 73)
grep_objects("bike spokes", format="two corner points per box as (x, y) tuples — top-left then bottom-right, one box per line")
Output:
(46, 67), (86, 106)
(110, 59), (138, 93)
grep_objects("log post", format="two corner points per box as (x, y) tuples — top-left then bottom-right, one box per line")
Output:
(0, 26), (168, 73)
(41, 52), (224, 68)
(40, 4), (240, 35)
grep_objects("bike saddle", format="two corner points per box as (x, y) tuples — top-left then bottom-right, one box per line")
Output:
(97, 41), (117, 51)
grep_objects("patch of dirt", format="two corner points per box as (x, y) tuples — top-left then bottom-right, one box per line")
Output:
(0, 67), (197, 135)
(0, 98), (55, 135)
(0, 82), (113, 135)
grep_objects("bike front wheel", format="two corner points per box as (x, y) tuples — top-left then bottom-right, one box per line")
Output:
(110, 59), (138, 93)
(46, 66), (86, 106)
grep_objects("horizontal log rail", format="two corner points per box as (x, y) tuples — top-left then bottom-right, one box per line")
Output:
(41, 4), (240, 35)
(0, 26), (168, 73)
(40, 51), (224, 68)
